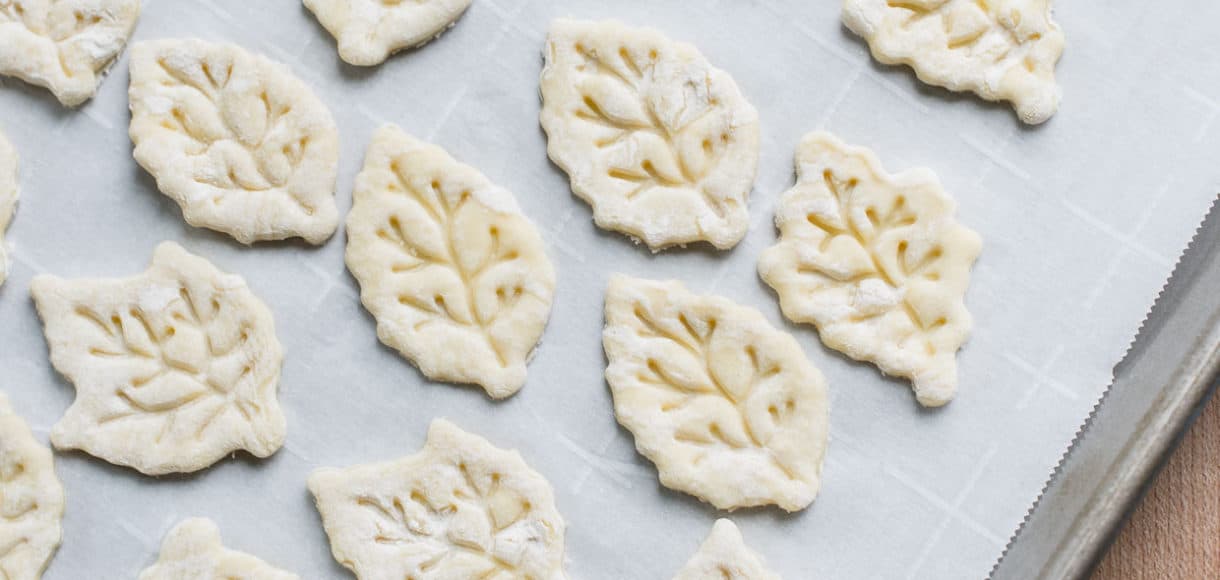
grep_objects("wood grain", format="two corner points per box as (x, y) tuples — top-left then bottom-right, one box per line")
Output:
(1092, 390), (1220, 579)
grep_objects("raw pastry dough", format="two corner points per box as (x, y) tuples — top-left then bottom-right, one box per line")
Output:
(128, 39), (340, 244)
(308, 419), (567, 580)
(139, 518), (298, 580)
(540, 19), (760, 250)
(0, 393), (65, 580)
(673, 519), (780, 580)
(0, 0), (140, 107)
(842, 0), (1064, 124)
(758, 132), (981, 407)
(30, 242), (287, 475)
(345, 125), (555, 399)
(603, 275), (829, 512)
(303, 0), (472, 66)
(0, 131), (15, 287)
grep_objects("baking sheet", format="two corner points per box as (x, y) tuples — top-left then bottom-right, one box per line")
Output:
(1, 1), (1217, 578)
(994, 200), (1220, 579)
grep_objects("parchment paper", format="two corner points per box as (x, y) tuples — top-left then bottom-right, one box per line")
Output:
(1, 1), (1217, 578)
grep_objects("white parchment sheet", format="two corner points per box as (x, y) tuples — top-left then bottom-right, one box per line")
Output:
(1, 1), (1218, 578)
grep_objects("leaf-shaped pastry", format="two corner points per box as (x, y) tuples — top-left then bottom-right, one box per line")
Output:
(0, 131), (15, 287)
(303, 0), (472, 66)
(0, 393), (65, 580)
(0, 0), (140, 107)
(128, 38), (340, 244)
(139, 518), (298, 580)
(30, 242), (287, 475)
(345, 125), (555, 399)
(758, 132), (981, 407)
(540, 19), (760, 251)
(673, 520), (780, 580)
(842, 0), (1065, 124)
(603, 275), (829, 512)
(309, 419), (567, 580)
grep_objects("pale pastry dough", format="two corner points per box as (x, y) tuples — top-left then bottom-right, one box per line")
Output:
(31, 242), (287, 475)
(345, 125), (555, 399)
(0, 131), (15, 287)
(673, 520), (780, 580)
(540, 19), (760, 251)
(303, 0), (472, 66)
(308, 419), (567, 580)
(758, 132), (981, 407)
(0, 393), (65, 580)
(139, 518), (298, 580)
(603, 275), (829, 512)
(0, 0), (140, 107)
(128, 39), (340, 244)
(842, 0), (1065, 124)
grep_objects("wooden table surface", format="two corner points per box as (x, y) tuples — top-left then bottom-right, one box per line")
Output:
(1091, 388), (1220, 579)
